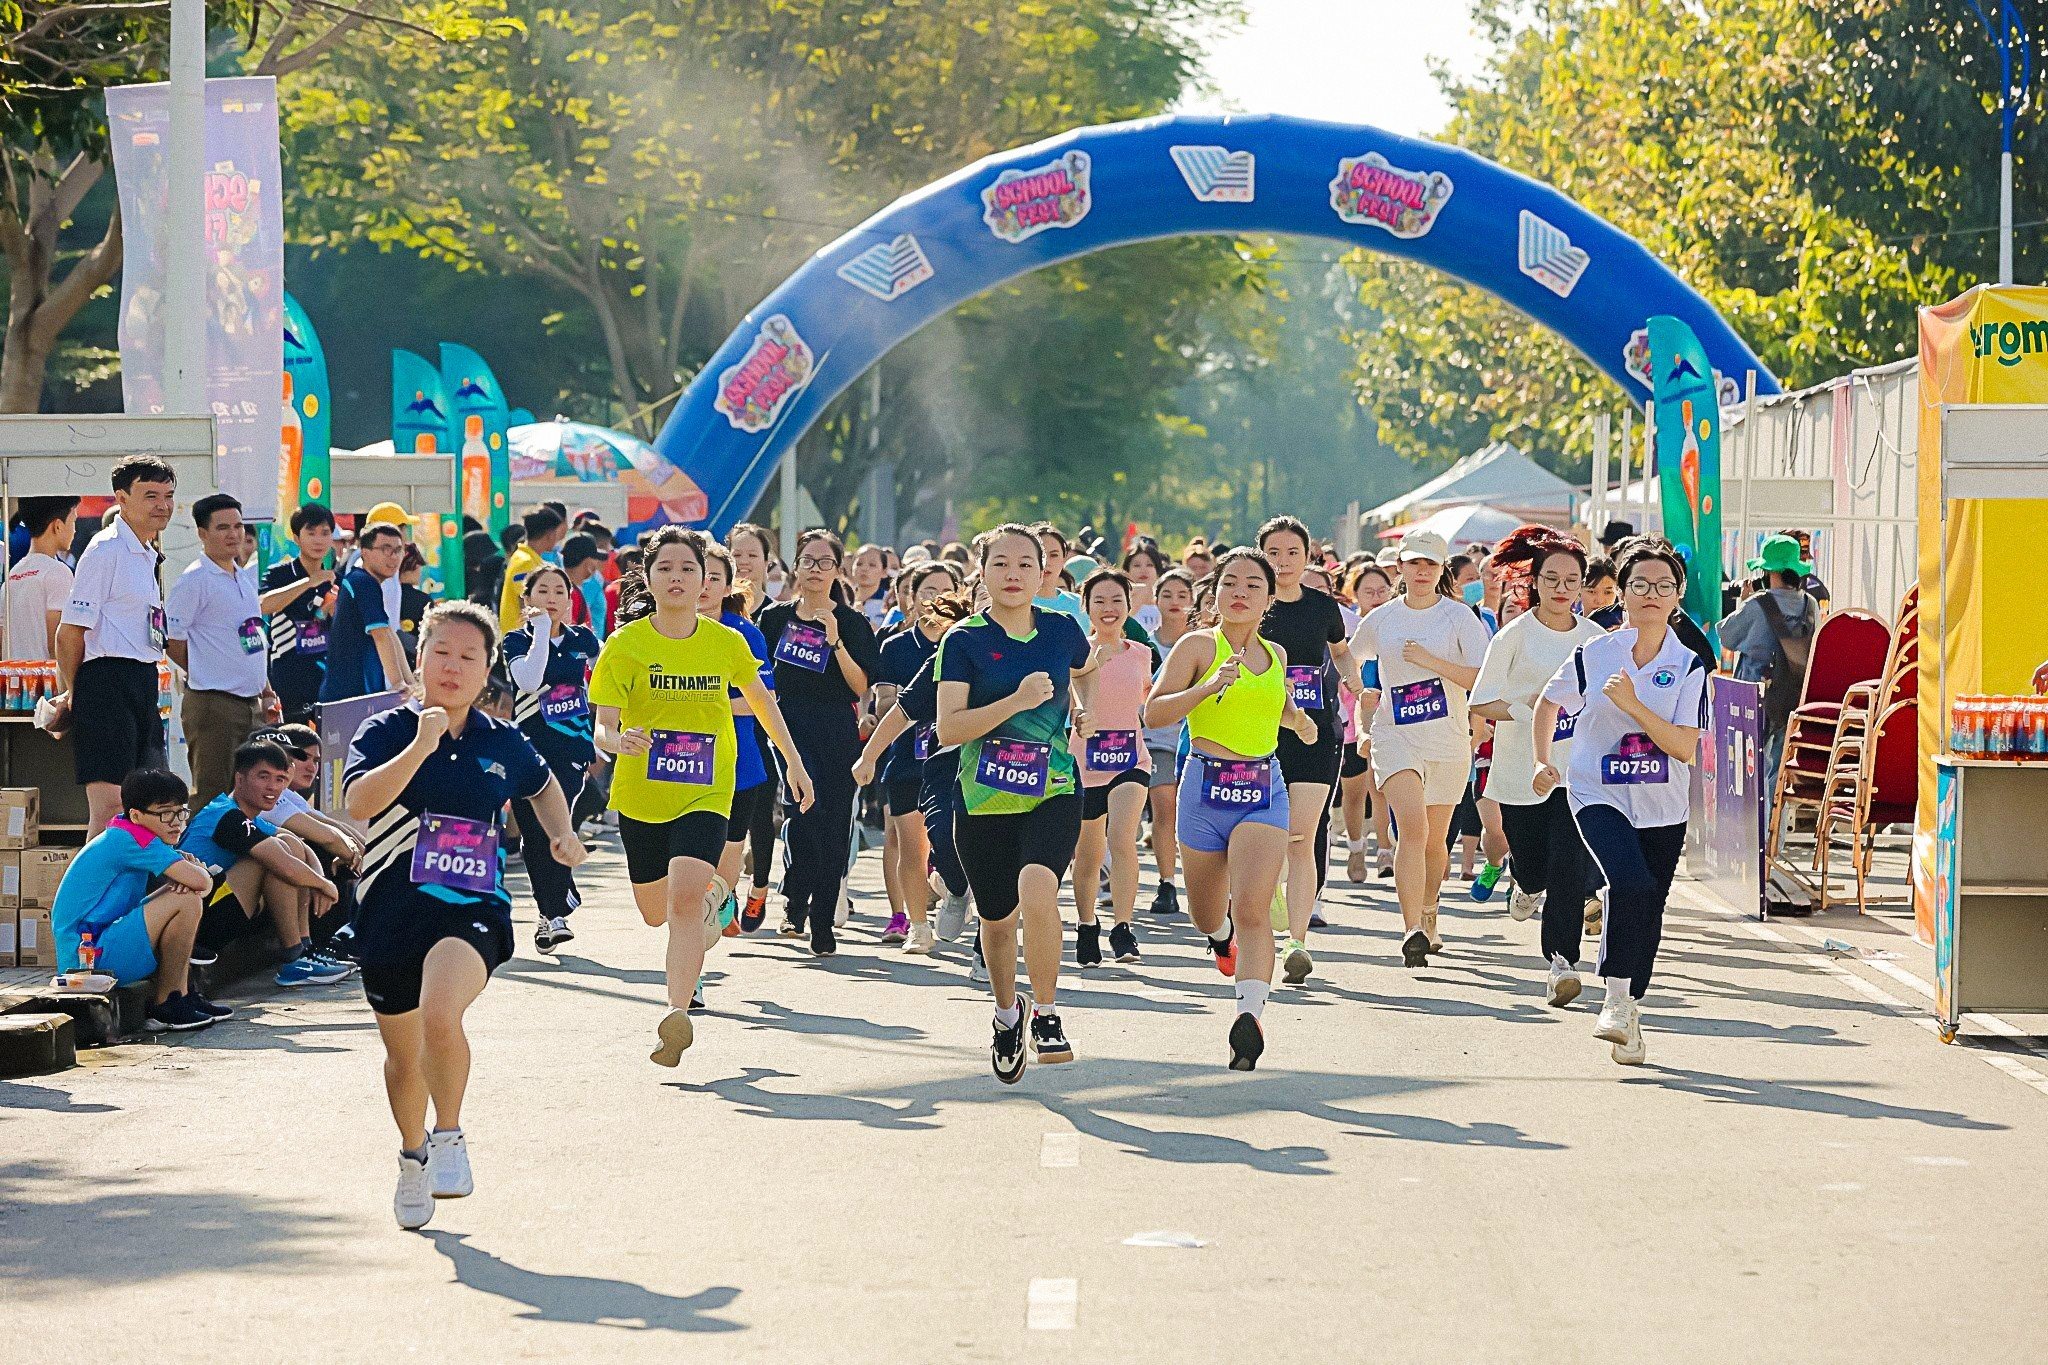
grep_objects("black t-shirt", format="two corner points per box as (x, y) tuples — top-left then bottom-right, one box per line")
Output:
(756, 601), (880, 711)
(1260, 586), (1348, 731)
(261, 557), (333, 712)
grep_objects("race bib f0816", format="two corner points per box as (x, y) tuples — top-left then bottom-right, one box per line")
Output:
(411, 813), (500, 893)
(1391, 677), (1448, 725)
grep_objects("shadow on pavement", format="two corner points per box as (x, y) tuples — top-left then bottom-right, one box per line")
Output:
(0, 1159), (343, 1290)
(0, 1080), (118, 1114)
(425, 1231), (744, 1332)
(739, 1000), (926, 1043)
(674, 1059), (1567, 1174)
(1626, 1068), (2009, 1129)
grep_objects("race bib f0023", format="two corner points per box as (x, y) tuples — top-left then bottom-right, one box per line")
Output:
(411, 813), (500, 893)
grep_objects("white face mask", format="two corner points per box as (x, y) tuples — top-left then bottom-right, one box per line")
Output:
(765, 574), (787, 598)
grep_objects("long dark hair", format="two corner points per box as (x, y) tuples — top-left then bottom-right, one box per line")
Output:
(615, 525), (709, 626)
(1489, 525), (1585, 616)
(701, 541), (748, 618)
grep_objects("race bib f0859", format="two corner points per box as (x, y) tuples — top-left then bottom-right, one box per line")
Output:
(1391, 677), (1448, 725)
(976, 738), (1051, 796)
(1200, 755), (1272, 811)
(411, 813), (500, 893)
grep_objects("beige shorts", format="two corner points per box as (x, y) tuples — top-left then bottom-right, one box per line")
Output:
(1371, 751), (1469, 806)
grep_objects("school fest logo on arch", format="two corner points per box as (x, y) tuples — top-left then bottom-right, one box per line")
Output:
(714, 314), (814, 434)
(1971, 316), (2048, 367)
(981, 150), (1092, 243)
(1329, 152), (1453, 239)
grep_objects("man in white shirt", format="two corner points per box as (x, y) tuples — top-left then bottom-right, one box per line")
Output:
(56, 455), (176, 836)
(5, 496), (78, 659)
(167, 493), (282, 808)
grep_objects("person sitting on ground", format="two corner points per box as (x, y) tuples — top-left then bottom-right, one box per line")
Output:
(249, 722), (367, 956)
(51, 768), (221, 1031)
(183, 740), (348, 988)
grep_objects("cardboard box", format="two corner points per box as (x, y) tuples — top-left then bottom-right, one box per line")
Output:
(16, 906), (52, 968)
(0, 851), (19, 909)
(0, 789), (37, 850)
(21, 847), (75, 909)
(0, 907), (16, 968)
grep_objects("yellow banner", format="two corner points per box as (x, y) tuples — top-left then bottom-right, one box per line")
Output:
(1913, 285), (2048, 938)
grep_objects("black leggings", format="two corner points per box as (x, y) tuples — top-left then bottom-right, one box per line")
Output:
(748, 726), (779, 887)
(514, 763), (586, 920)
(1498, 792), (1594, 966)
(779, 701), (861, 933)
(1573, 804), (1687, 999)
(920, 751), (968, 898)
(954, 794), (1082, 922)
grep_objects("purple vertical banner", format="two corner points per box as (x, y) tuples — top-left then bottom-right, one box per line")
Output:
(1688, 676), (1765, 917)
(106, 76), (284, 520)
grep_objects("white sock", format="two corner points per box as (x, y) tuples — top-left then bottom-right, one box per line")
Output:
(1604, 977), (1632, 1006)
(1236, 979), (1270, 1019)
(1032, 1002), (1058, 1019)
(1347, 837), (1364, 851)
(994, 1002), (1021, 1028)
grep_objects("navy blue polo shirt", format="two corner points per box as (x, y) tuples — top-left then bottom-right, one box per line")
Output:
(503, 623), (602, 770)
(878, 626), (939, 784)
(320, 566), (394, 702)
(344, 704), (550, 923)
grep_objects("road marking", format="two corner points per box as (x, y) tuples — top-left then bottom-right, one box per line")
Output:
(1027, 1278), (1077, 1330)
(1040, 1132), (1079, 1168)
(1907, 1155), (1970, 1168)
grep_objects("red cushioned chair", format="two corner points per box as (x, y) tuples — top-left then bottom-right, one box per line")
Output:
(1768, 608), (1896, 862)
(1815, 698), (1917, 914)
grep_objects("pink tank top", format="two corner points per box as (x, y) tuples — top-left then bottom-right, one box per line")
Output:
(1078, 638), (1154, 786)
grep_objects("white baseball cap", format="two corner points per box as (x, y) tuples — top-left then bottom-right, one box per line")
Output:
(1397, 530), (1451, 564)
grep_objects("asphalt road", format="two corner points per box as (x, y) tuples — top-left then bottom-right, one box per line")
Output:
(3, 829), (2044, 1363)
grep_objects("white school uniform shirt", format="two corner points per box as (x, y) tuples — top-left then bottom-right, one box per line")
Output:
(1468, 610), (1607, 806)
(166, 554), (267, 697)
(1540, 626), (1710, 829)
(5, 551), (73, 659)
(1347, 595), (1493, 763)
(61, 516), (165, 663)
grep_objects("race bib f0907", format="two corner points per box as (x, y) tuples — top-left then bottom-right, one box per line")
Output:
(1084, 728), (1138, 772)
(774, 621), (831, 672)
(648, 729), (716, 784)
(1285, 665), (1324, 711)
(1390, 677), (1448, 725)
(976, 738), (1051, 796)
(411, 813), (500, 893)
(1200, 755), (1272, 811)
(1600, 732), (1669, 785)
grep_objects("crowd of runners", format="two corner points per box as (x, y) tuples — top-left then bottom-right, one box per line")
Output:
(37, 462), (1713, 1229)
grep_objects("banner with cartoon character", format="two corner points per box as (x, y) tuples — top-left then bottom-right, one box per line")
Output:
(1648, 315), (1724, 641)
(107, 76), (285, 520)
(281, 292), (330, 523)
(440, 342), (511, 535)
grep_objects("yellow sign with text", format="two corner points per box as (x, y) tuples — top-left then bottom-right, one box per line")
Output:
(1913, 285), (2048, 939)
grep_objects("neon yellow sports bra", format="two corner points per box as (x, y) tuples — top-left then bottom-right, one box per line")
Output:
(1185, 630), (1285, 758)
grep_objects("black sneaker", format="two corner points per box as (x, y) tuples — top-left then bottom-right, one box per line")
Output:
(1108, 923), (1140, 963)
(1075, 922), (1102, 968)
(690, 987), (706, 1013)
(811, 924), (837, 957)
(1228, 1012), (1264, 1071)
(992, 993), (1029, 1084)
(1402, 929), (1431, 968)
(534, 919), (560, 953)
(188, 945), (219, 968)
(1030, 1009), (1074, 1064)
(148, 993), (214, 1032)
(189, 993), (234, 1020)
(1150, 881), (1179, 917)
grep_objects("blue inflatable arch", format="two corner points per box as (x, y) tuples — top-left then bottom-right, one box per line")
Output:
(655, 113), (1779, 536)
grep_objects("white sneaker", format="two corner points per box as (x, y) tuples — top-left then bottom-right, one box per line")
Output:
(1611, 1008), (1646, 1066)
(936, 891), (970, 942)
(394, 1152), (433, 1229)
(836, 889), (852, 926)
(1593, 991), (1636, 1045)
(1584, 893), (1604, 938)
(1510, 887), (1544, 922)
(427, 1128), (473, 1199)
(905, 922), (936, 955)
(969, 957), (989, 984)
(1424, 907), (1443, 952)
(1546, 954), (1582, 1008)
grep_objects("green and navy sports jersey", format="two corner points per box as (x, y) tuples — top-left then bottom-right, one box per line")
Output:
(935, 607), (1090, 815)
(503, 623), (601, 769)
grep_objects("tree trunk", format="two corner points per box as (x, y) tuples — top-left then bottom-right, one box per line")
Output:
(0, 160), (123, 414)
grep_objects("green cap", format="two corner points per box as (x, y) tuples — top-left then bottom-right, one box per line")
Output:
(1746, 534), (1813, 576)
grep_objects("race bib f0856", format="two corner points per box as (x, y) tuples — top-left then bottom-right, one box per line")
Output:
(1285, 665), (1324, 711)
(411, 813), (500, 893)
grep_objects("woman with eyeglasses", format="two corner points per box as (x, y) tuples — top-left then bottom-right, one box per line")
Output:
(1469, 527), (1606, 1008)
(1533, 536), (1709, 1068)
(756, 529), (880, 954)
(592, 528), (814, 1065)
(344, 601), (586, 1228)
(502, 565), (602, 956)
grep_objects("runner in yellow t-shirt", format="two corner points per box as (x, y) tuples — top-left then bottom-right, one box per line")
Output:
(590, 526), (813, 1068)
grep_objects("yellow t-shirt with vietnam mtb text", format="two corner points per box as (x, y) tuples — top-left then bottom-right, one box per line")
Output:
(588, 616), (760, 823)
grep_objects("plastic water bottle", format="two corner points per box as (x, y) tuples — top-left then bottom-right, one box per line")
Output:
(78, 930), (98, 974)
